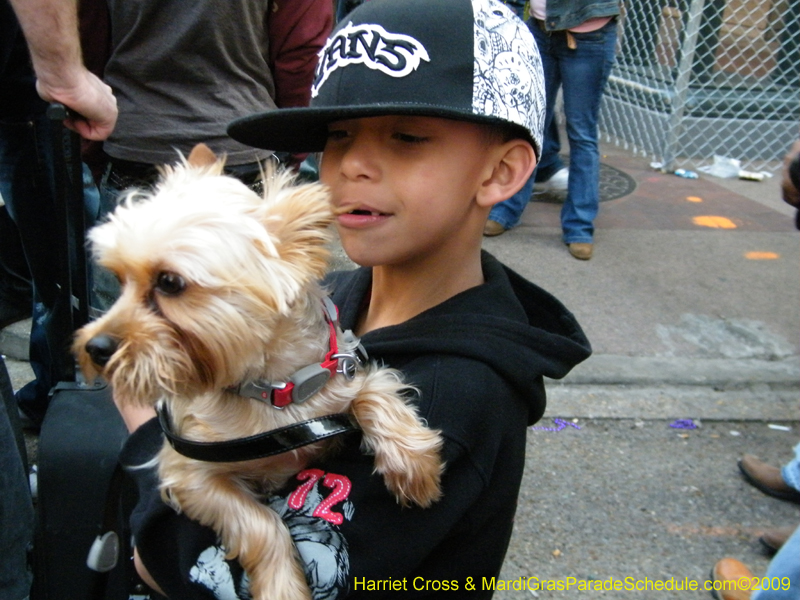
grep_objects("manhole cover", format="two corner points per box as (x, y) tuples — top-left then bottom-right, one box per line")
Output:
(531, 160), (637, 204)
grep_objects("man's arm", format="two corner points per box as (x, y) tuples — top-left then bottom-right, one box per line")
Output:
(268, 0), (333, 109)
(8, 0), (117, 140)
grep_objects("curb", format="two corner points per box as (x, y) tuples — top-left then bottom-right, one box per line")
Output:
(548, 354), (800, 388)
(4, 321), (799, 389)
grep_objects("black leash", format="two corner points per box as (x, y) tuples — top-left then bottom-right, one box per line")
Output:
(158, 405), (359, 463)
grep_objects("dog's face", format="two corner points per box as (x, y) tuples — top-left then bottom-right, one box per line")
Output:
(75, 146), (334, 406)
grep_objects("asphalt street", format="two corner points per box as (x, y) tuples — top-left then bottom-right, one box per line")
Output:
(3, 139), (799, 598)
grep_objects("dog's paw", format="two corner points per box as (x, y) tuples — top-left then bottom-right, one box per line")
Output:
(351, 370), (445, 508)
(374, 430), (444, 508)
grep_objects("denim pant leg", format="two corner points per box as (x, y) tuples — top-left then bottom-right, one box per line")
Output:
(488, 25), (565, 229)
(90, 168), (125, 312)
(547, 21), (617, 244)
(751, 524), (800, 600)
(0, 114), (66, 423)
(534, 117), (565, 183)
(781, 443), (800, 492)
(3, 114), (104, 422)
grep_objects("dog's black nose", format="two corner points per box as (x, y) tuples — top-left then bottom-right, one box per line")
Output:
(85, 334), (119, 367)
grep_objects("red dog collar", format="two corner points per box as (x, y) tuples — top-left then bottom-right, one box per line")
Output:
(231, 297), (367, 408)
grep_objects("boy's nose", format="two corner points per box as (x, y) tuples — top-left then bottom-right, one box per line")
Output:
(339, 136), (380, 181)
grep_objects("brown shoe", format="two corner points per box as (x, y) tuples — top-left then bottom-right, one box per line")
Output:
(759, 526), (794, 554)
(710, 558), (758, 600)
(483, 219), (506, 237)
(568, 242), (593, 260)
(738, 454), (800, 504)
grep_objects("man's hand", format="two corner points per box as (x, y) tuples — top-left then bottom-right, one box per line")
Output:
(36, 69), (118, 140)
(780, 139), (800, 208)
(9, 0), (118, 140)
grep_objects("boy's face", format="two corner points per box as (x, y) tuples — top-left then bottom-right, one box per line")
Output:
(320, 115), (498, 268)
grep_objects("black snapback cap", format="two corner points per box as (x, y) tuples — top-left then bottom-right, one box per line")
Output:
(228, 0), (545, 157)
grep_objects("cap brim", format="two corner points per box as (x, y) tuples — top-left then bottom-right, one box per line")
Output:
(228, 104), (533, 154)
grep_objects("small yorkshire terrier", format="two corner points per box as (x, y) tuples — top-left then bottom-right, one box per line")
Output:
(74, 145), (443, 600)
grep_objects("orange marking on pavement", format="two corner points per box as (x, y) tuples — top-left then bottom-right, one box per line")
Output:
(692, 216), (737, 229)
(686, 196), (703, 203)
(744, 251), (779, 260)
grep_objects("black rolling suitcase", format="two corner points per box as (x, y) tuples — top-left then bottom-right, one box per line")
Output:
(30, 104), (149, 600)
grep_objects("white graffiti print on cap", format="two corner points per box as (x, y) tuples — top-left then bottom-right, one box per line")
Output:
(472, 0), (545, 152)
(312, 22), (431, 98)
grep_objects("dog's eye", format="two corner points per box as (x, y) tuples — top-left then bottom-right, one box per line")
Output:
(155, 271), (186, 296)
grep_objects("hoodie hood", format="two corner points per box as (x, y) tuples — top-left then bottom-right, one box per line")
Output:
(326, 252), (591, 424)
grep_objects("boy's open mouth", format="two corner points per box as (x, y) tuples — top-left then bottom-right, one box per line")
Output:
(335, 205), (390, 217)
(349, 209), (387, 216)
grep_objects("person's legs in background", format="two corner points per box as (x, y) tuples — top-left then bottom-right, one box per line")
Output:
(712, 525), (800, 600)
(484, 173), (535, 235)
(752, 524), (800, 600)
(781, 443), (800, 492)
(0, 111), (62, 427)
(553, 19), (617, 252)
(484, 23), (563, 236)
(2, 108), (103, 426)
(533, 116), (567, 187)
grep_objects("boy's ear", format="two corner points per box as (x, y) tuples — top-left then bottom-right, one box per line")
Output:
(476, 140), (537, 208)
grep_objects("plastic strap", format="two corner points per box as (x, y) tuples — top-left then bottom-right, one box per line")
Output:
(158, 406), (359, 463)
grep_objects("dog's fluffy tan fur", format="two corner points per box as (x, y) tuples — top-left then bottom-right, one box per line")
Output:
(74, 145), (444, 600)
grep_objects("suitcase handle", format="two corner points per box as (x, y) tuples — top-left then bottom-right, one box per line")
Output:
(46, 102), (87, 126)
(47, 103), (91, 381)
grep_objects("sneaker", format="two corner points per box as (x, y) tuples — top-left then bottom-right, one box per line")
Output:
(533, 167), (569, 193)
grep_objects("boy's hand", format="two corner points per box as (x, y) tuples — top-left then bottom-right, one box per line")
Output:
(780, 139), (800, 208)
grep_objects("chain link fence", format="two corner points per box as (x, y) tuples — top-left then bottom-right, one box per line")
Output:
(599, 0), (799, 173)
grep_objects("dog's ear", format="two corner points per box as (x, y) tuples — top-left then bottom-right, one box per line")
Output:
(187, 143), (218, 167)
(260, 175), (334, 280)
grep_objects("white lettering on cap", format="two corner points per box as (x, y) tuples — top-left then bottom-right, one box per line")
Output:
(312, 22), (430, 98)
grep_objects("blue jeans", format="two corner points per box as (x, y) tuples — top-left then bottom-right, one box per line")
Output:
(489, 173), (536, 229)
(748, 445), (800, 600)
(0, 111), (101, 425)
(533, 18), (617, 243)
(752, 524), (800, 600)
(781, 443), (800, 492)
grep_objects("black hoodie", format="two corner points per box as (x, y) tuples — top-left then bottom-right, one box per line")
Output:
(127, 252), (590, 599)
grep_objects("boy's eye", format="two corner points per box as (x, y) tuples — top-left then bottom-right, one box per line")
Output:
(393, 132), (428, 144)
(326, 129), (349, 142)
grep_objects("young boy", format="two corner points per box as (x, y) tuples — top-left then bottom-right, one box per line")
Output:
(122, 0), (591, 597)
